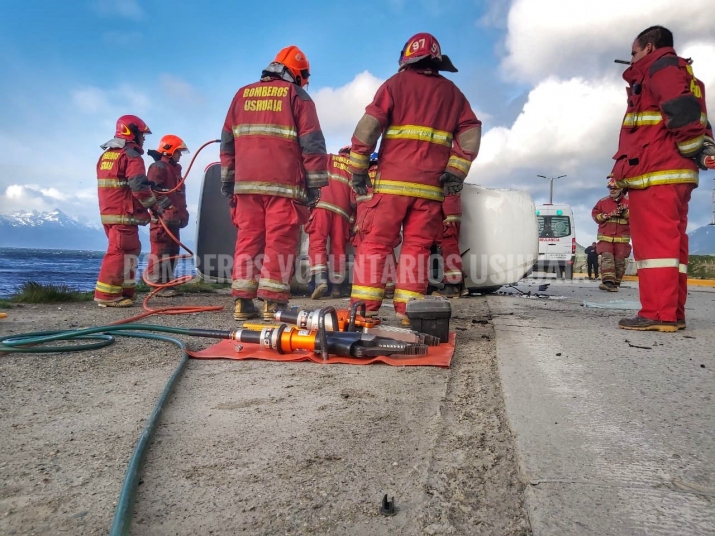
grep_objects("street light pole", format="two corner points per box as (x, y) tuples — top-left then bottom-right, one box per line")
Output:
(537, 174), (567, 204)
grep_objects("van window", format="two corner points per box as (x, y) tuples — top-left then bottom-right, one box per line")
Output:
(537, 215), (571, 239)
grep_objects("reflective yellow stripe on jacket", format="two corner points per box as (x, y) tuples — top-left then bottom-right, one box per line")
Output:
(622, 112), (707, 128)
(232, 124), (297, 140)
(385, 125), (453, 147)
(373, 178), (444, 202)
(233, 181), (305, 201)
(615, 169), (698, 189)
(98, 179), (128, 188)
(444, 215), (462, 224)
(100, 214), (149, 225)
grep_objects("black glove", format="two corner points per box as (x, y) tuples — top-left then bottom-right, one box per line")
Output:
(439, 172), (463, 195)
(695, 136), (715, 170)
(305, 187), (321, 208)
(151, 196), (172, 217)
(221, 181), (235, 198)
(351, 172), (371, 196)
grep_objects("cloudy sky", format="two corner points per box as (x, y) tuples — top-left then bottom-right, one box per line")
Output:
(1, 0), (714, 245)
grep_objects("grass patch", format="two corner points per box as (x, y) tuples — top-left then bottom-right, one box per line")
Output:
(135, 278), (230, 294)
(10, 282), (94, 303)
(688, 255), (715, 279)
(0, 299), (13, 309)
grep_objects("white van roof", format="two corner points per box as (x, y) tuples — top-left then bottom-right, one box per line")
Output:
(536, 204), (573, 215)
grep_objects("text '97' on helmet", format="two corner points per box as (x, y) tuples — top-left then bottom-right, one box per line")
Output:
(398, 32), (457, 72)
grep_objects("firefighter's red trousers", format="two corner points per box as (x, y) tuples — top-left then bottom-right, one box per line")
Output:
(440, 222), (463, 285)
(95, 224), (140, 303)
(230, 194), (301, 303)
(147, 223), (180, 284)
(628, 183), (693, 322)
(351, 193), (442, 315)
(306, 208), (350, 283)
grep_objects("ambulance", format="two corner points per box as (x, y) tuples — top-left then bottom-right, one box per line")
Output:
(533, 204), (576, 279)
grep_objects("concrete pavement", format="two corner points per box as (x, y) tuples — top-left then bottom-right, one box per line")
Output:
(489, 279), (715, 535)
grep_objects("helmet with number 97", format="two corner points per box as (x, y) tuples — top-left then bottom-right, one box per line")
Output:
(157, 134), (189, 157)
(398, 32), (457, 72)
(115, 114), (151, 141)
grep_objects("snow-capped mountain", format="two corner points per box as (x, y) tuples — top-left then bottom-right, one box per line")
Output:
(0, 209), (108, 250)
(688, 224), (715, 255)
(0, 209), (197, 252)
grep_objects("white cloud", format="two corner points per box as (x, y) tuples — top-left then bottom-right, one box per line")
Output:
(311, 71), (385, 151)
(0, 184), (97, 218)
(502, 0), (715, 83)
(92, 0), (143, 20)
(159, 74), (206, 106)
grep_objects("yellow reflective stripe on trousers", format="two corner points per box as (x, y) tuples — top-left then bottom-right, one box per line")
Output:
(98, 179), (128, 188)
(309, 264), (328, 275)
(679, 264), (688, 274)
(597, 234), (631, 243)
(231, 279), (259, 292)
(233, 124), (297, 140)
(393, 288), (424, 304)
(96, 281), (123, 294)
(677, 134), (705, 155)
(635, 258), (679, 269)
(622, 112), (663, 127)
(258, 278), (290, 293)
(374, 179), (444, 201)
(233, 181), (304, 199)
(315, 201), (352, 221)
(618, 169), (698, 189)
(351, 285), (384, 301)
(444, 215), (461, 224)
(447, 155), (471, 175)
(385, 125), (453, 147)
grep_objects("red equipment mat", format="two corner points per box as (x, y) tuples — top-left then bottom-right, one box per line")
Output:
(189, 332), (456, 367)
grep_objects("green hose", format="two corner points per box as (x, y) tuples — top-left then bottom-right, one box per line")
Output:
(0, 323), (205, 536)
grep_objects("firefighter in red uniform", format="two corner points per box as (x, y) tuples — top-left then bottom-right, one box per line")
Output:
(220, 45), (328, 321)
(348, 33), (481, 322)
(612, 26), (712, 332)
(435, 193), (463, 297)
(592, 177), (630, 292)
(306, 147), (355, 299)
(94, 115), (171, 307)
(146, 135), (190, 297)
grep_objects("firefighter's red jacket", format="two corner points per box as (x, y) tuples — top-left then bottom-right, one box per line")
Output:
(314, 153), (354, 223)
(612, 47), (710, 189)
(97, 139), (156, 226)
(349, 68), (481, 202)
(592, 194), (630, 243)
(220, 79), (328, 202)
(148, 156), (189, 228)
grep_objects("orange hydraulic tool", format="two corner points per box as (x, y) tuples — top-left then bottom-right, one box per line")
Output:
(275, 301), (380, 332)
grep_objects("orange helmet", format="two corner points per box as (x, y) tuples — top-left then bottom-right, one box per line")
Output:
(115, 114), (151, 141)
(156, 134), (189, 157)
(398, 32), (457, 72)
(273, 45), (310, 87)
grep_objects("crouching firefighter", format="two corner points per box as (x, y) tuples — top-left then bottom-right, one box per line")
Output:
(592, 176), (631, 291)
(220, 45), (329, 320)
(94, 115), (171, 307)
(146, 135), (190, 297)
(306, 147), (355, 299)
(348, 32), (481, 323)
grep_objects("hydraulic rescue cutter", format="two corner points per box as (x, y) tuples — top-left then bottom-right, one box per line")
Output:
(274, 302), (442, 347)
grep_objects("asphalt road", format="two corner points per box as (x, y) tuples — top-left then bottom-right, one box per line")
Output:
(489, 278), (715, 535)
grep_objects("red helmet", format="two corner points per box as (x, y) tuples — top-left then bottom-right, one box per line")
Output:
(115, 114), (151, 141)
(157, 134), (189, 157)
(274, 45), (310, 87)
(398, 32), (457, 72)
(338, 145), (351, 155)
